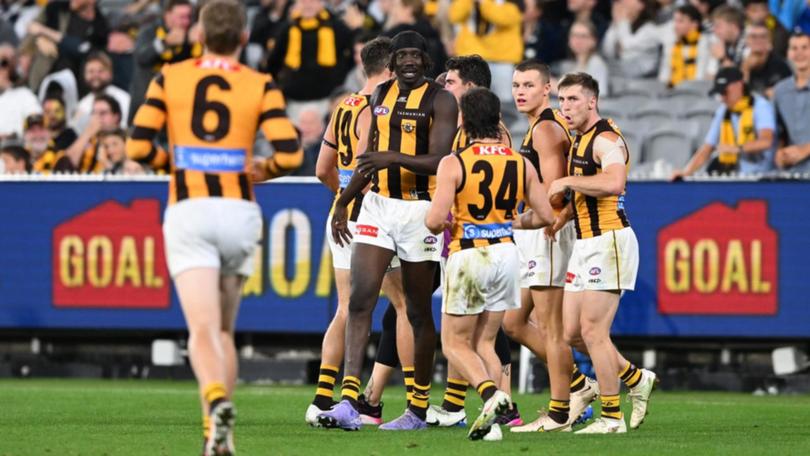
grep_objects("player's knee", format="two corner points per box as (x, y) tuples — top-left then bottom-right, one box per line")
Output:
(563, 325), (581, 347)
(405, 306), (427, 330)
(579, 321), (607, 346)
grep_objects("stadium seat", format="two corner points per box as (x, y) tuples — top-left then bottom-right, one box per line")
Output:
(630, 106), (676, 124)
(643, 127), (694, 169)
(615, 78), (668, 98)
(671, 79), (713, 95)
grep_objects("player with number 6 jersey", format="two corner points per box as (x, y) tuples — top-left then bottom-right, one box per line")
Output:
(126, 1), (302, 455)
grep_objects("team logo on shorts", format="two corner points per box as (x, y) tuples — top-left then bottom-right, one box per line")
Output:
(424, 236), (437, 244)
(589, 267), (601, 276)
(528, 260), (537, 269)
(373, 106), (390, 116)
(356, 224), (379, 237)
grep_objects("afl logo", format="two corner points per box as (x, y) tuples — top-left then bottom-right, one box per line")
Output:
(528, 260), (537, 269)
(424, 236), (437, 244)
(374, 106), (390, 116)
(589, 267), (601, 276)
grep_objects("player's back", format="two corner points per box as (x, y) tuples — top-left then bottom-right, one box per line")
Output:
(160, 57), (270, 204)
(449, 142), (525, 254)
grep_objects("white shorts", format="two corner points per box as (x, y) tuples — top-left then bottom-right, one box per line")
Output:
(353, 191), (443, 263)
(163, 198), (261, 278)
(514, 221), (576, 288)
(442, 243), (521, 315)
(326, 216), (401, 270)
(564, 227), (639, 292)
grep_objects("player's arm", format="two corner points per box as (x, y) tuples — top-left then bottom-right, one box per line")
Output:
(126, 73), (169, 170)
(548, 131), (626, 199)
(535, 120), (570, 207)
(356, 89), (459, 176)
(315, 107), (341, 193)
(425, 154), (459, 234)
(256, 77), (303, 181)
(514, 158), (554, 229)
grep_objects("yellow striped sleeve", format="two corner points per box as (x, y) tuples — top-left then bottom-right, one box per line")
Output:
(127, 73), (169, 169)
(259, 76), (303, 178)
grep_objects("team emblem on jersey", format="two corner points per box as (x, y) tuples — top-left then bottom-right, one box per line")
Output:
(343, 96), (364, 107)
(403, 123), (414, 133)
(374, 106), (390, 116)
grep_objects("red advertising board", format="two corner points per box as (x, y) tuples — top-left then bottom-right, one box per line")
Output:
(52, 199), (170, 308)
(657, 200), (777, 315)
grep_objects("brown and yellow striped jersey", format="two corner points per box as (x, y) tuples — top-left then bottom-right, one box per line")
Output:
(327, 92), (370, 222)
(568, 118), (631, 239)
(127, 56), (302, 205)
(519, 107), (570, 182)
(451, 120), (513, 153)
(369, 79), (442, 201)
(448, 142), (525, 254)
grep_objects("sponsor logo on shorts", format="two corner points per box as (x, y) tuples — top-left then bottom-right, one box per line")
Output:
(424, 236), (438, 244)
(356, 224), (379, 237)
(373, 106), (390, 116)
(424, 247), (437, 252)
(462, 222), (512, 239)
(588, 278), (602, 284)
(528, 260), (537, 269)
(589, 267), (601, 276)
(566, 272), (576, 284)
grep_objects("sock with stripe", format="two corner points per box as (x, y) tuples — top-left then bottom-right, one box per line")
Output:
(202, 414), (210, 440)
(619, 362), (642, 389)
(476, 380), (497, 402)
(408, 383), (430, 420)
(403, 366), (415, 405)
(341, 376), (361, 407)
(441, 378), (468, 413)
(600, 394), (622, 420)
(548, 399), (570, 424)
(203, 382), (227, 410)
(570, 367), (587, 393)
(313, 364), (339, 410)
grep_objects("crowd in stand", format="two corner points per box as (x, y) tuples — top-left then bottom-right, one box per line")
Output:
(0, 0), (808, 177)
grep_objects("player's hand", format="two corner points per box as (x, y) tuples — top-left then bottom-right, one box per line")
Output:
(547, 178), (568, 203)
(251, 159), (270, 182)
(331, 204), (353, 247)
(356, 152), (396, 177)
(544, 215), (566, 241)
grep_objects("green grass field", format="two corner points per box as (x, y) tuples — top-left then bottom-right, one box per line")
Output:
(4, 379), (810, 455)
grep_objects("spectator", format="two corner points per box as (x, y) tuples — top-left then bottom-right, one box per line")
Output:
(64, 93), (121, 173)
(656, 0), (677, 24)
(769, 0), (810, 36)
(97, 127), (133, 174)
(0, 43), (41, 139)
(290, 107), (324, 176)
(249, 0), (294, 68)
(266, 0), (354, 120)
(28, 111), (72, 174)
(72, 51), (129, 132)
(554, 19), (610, 94)
(602, 0), (661, 78)
(743, 0), (788, 56)
(659, 5), (712, 88)
(565, 0), (609, 41)
(523, 0), (568, 65)
(24, 0), (109, 93)
(688, 0), (720, 32)
(129, 0), (199, 123)
(42, 96), (78, 150)
(672, 66), (775, 178)
(773, 32), (810, 172)
(0, 144), (31, 173)
(741, 21), (792, 98)
(709, 6), (746, 73)
(449, 0), (523, 101)
(380, 0), (447, 78)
